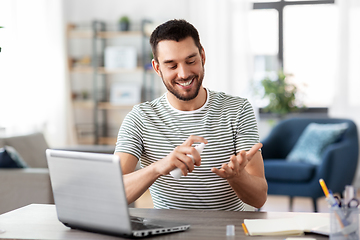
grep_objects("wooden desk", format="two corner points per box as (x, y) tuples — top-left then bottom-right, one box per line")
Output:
(0, 204), (329, 240)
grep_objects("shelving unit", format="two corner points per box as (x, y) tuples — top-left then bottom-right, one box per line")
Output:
(67, 20), (158, 145)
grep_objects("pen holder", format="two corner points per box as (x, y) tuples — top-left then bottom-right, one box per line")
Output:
(330, 207), (359, 240)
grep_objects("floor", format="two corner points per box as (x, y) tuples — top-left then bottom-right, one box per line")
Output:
(134, 189), (333, 213)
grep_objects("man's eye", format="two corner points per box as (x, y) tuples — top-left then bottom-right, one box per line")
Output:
(170, 65), (177, 69)
(187, 60), (196, 65)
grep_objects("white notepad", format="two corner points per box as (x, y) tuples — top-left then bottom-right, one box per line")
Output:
(243, 215), (330, 236)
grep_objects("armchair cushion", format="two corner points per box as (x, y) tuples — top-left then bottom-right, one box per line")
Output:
(286, 122), (348, 165)
(0, 146), (28, 168)
(264, 160), (316, 182)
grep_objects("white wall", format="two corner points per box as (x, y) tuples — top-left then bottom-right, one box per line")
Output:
(63, 0), (190, 26)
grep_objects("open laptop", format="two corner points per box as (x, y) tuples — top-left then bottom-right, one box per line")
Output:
(46, 149), (190, 238)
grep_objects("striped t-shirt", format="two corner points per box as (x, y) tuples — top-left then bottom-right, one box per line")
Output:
(115, 88), (260, 211)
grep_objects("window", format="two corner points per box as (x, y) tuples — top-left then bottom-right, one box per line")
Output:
(251, 0), (336, 107)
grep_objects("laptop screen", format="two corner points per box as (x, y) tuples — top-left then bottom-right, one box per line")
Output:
(46, 149), (133, 236)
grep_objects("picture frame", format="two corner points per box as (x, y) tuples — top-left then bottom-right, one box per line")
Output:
(104, 46), (137, 70)
(110, 82), (141, 105)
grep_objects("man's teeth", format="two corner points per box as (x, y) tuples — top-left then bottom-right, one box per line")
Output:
(179, 79), (193, 86)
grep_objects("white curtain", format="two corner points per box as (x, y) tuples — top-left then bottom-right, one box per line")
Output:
(188, 0), (252, 99)
(331, 0), (360, 114)
(330, 0), (360, 187)
(0, 0), (74, 147)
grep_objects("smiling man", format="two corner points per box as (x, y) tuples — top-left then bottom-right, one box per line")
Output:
(115, 19), (267, 211)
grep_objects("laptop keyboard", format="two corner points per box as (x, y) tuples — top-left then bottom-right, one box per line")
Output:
(130, 216), (163, 230)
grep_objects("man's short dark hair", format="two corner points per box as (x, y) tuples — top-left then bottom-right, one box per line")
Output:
(150, 19), (203, 62)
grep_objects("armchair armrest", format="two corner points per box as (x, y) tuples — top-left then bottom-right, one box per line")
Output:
(0, 168), (54, 214)
(316, 141), (358, 194)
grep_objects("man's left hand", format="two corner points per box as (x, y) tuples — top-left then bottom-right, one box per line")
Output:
(211, 143), (263, 179)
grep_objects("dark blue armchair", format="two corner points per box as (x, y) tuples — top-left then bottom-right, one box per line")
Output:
(262, 118), (359, 212)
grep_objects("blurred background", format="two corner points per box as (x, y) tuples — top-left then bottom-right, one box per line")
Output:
(0, 0), (359, 186)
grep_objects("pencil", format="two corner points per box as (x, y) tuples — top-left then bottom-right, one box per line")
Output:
(242, 223), (249, 235)
(319, 178), (329, 197)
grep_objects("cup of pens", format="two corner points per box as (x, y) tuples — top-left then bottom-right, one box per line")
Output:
(320, 180), (360, 240)
(330, 205), (359, 240)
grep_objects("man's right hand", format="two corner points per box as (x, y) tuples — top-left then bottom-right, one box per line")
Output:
(116, 135), (207, 204)
(152, 135), (208, 177)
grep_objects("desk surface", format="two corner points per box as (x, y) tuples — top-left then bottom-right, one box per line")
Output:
(0, 204), (329, 240)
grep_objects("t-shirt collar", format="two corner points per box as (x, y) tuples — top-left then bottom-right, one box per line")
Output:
(165, 88), (209, 114)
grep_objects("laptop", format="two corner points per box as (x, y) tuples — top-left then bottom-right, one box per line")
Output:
(46, 149), (190, 238)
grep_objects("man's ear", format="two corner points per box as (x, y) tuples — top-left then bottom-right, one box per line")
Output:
(201, 48), (206, 65)
(152, 59), (161, 77)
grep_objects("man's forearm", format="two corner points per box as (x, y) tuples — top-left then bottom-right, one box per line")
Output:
(210, 144), (268, 209)
(228, 171), (268, 209)
(123, 163), (161, 204)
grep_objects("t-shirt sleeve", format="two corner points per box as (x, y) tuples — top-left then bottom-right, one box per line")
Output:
(236, 98), (260, 152)
(115, 106), (144, 159)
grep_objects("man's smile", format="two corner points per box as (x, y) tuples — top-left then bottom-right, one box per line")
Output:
(178, 78), (194, 87)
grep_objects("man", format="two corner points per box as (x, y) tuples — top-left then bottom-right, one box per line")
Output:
(115, 19), (267, 211)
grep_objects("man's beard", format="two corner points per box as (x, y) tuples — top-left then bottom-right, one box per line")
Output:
(160, 68), (204, 101)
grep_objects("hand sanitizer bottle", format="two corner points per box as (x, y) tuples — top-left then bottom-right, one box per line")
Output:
(170, 143), (206, 180)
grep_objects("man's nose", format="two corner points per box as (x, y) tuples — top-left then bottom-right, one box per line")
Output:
(177, 64), (190, 80)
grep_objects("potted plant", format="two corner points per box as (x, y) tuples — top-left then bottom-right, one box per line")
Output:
(118, 16), (130, 31)
(260, 70), (304, 117)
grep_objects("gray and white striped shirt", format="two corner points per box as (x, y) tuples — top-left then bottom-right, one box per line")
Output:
(115, 88), (260, 211)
